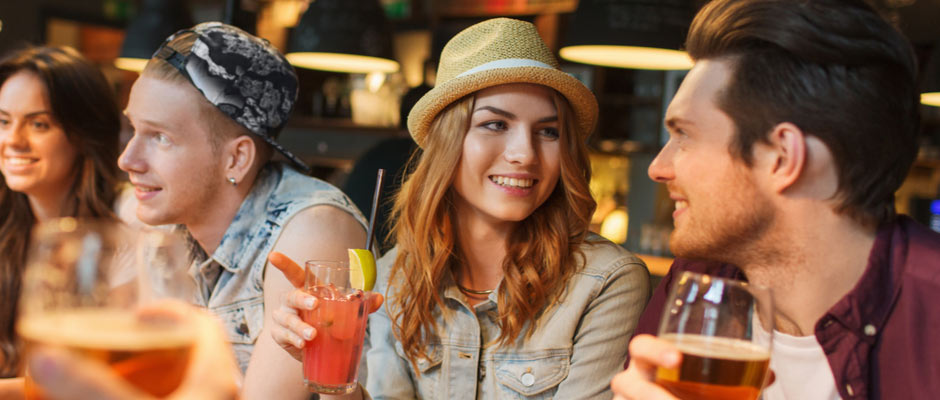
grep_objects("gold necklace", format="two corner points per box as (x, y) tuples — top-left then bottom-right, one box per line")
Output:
(456, 282), (495, 296)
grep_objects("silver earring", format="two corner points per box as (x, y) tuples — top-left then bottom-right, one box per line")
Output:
(227, 177), (237, 186)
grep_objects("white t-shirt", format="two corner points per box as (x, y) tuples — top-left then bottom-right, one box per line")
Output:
(760, 330), (842, 400)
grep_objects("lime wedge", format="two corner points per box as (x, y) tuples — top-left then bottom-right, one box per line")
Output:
(348, 248), (376, 291)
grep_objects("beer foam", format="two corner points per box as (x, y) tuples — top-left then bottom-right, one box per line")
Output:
(18, 309), (194, 350)
(660, 333), (770, 361)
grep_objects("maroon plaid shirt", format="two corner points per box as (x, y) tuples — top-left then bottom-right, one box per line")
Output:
(628, 216), (940, 399)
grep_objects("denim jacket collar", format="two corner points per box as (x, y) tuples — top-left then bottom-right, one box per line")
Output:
(209, 165), (279, 274)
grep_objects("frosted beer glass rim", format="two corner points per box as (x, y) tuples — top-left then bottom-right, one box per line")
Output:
(657, 271), (774, 341)
(22, 217), (194, 311)
(672, 271), (771, 293)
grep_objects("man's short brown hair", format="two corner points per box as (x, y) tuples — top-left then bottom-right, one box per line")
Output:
(686, 0), (920, 227)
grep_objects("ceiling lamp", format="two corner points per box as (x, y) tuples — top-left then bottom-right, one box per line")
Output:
(286, 0), (399, 74)
(560, 0), (695, 70)
(923, 92), (940, 107)
(921, 41), (940, 107)
(115, 0), (192, 72)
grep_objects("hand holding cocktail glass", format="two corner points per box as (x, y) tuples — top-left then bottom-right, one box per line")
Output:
(268, 253), (383, 392)
(17, 218), (237, 400)
(271, 169), (385, 395)
(612, 272), (774, 400)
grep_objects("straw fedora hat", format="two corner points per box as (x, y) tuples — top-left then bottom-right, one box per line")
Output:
(407, 18), (598, 147)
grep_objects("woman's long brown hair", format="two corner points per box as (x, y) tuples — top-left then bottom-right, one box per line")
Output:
(388, 89), (596, 369)
(0, 46), (121, 376)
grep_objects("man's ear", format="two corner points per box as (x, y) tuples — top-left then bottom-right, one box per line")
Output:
(754, 122), (807, 193)
(224, 135), (256, 185)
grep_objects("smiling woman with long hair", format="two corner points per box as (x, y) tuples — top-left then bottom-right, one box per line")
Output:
(270, 18), (650, 400)
(0, 46), (125, 383)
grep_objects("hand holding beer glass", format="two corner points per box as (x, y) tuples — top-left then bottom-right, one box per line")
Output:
(17, 218), (195, 399)
(653, 272), (773, 400)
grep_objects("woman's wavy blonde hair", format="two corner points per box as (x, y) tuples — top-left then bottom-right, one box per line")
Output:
(388, 88), (596, 369)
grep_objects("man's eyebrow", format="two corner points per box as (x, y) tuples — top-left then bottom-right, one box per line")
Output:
(125, 111), (176, 131)
(665, 116), (694, 130)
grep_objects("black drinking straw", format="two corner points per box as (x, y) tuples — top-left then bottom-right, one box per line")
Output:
(365, 169), (385, 251)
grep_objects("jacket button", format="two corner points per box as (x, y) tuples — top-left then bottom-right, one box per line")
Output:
(846, 384), (855, 396)
(521, 372), (535, 387)
(863, 324), (876, 336)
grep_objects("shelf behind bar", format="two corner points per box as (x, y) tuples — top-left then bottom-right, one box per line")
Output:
(636, 253), (673, 277)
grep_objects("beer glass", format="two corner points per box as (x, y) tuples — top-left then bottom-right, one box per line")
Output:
(18, 218), (195, 399)
(655, 272), (774, 400)
(301, 260), (368, 394)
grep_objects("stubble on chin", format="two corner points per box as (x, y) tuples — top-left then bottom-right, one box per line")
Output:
(669, 193), (776, 267)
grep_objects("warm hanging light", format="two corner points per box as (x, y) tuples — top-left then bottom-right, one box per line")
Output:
(599, 208), (629, 244)
(115, 0), (192, 72)
(286, 0), (399, 74)
(919, 38), (940, 107)
(560, 0), (695, 70)
(922, 92), (940, 107)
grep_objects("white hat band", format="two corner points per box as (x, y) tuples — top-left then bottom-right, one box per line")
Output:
(455, 58), (555, 79)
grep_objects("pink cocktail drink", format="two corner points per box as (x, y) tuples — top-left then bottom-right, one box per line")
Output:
(302, 284), (368, 394)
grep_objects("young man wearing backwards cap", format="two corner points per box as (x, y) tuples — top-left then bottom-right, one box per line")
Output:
(611, 0), (940, 399)
(117, 22), (368, 398)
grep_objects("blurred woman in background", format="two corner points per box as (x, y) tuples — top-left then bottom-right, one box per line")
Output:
(0, 45), (129, 391)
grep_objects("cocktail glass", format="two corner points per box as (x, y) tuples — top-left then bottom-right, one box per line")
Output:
(301, 260), (368, 394)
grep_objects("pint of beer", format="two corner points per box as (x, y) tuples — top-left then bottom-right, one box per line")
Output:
(18, 219), (194, 398)
(655, 272), (773, 400)
(19, 310), (194, 399)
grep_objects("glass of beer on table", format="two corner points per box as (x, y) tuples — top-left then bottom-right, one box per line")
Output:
(301, 260), (369, 395)
(17, 218), (194, 399)
(655, 272), (774, 400)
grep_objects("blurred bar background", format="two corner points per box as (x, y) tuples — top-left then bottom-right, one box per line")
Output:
(0, 0), (938, 281)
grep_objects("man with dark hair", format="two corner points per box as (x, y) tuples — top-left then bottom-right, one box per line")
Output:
(611, 0), (940, 399)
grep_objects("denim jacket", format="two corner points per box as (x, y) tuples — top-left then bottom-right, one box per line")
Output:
(364, 235), (650, 399)
(189, 163), (367, 372)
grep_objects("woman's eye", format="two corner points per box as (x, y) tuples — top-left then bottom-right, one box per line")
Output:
(31, 120), (50, 131)
(481, 120), (507, 131)
(538, 127), (560, 140)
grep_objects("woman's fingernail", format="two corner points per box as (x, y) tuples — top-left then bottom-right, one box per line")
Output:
(663, 351), (680, 365)
(303, 328), (314, 340)
(304, 297), (315, 309)
(30, 353), (60, 381)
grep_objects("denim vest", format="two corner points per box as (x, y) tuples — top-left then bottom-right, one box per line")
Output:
(364, 235), (651, 399)
(189, 163), (367, 372)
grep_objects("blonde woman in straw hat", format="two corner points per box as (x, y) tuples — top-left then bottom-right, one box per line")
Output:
(268, 18), (650, 399)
